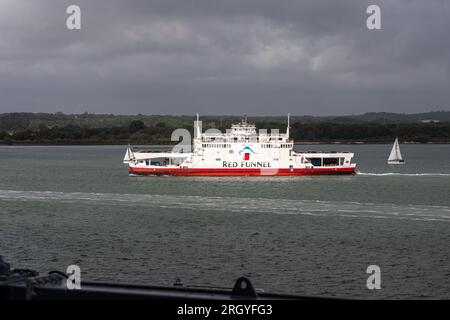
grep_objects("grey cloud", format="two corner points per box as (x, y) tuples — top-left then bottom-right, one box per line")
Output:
(0, 0), (449, 115)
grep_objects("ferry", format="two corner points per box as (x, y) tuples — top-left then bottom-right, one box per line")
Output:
(123, 115), (356, 176)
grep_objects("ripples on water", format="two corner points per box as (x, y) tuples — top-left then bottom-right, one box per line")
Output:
(1, 189), (450, 223)
(1, 144), (450, 299)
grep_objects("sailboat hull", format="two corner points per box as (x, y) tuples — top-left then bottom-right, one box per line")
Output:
(387, 160), (405, 165)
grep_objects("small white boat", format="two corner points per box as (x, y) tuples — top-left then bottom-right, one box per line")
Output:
(387, 138), (405, 164)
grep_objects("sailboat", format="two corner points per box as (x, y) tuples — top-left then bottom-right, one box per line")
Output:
(387, 138), (405, 164)
(123, 144), (135, 163)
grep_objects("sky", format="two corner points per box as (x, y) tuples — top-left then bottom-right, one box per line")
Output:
(0, 0), (449, 116)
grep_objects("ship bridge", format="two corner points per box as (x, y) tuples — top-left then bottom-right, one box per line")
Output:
(196, 115), (292, 145)
(230, 118), (257, 136)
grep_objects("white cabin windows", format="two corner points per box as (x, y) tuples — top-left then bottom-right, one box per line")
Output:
(261, 143), (293, 149)
(305, 157), (340, 167)
(201, 143), (231, 148)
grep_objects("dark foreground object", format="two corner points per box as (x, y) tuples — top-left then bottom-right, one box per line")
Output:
(0, 256), (324, 300)
(2, 256), (447, 320)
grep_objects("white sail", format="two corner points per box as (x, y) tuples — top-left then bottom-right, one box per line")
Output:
(123, 145), (135, 163)
(388, 138), (403, 161)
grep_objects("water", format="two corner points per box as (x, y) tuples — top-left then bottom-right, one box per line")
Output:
(1, 144), (449, 299)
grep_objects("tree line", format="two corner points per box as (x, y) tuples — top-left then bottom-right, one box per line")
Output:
(1, 120), (450, 144)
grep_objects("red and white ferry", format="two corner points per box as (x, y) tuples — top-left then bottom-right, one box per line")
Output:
(123, 115), (356, 176)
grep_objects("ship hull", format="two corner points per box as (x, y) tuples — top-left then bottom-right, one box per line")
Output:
(129, 166), (356, 176)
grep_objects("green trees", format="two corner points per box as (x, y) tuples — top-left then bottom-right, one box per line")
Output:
(128, 120), (146, 133)
(1, 115), (450, 144)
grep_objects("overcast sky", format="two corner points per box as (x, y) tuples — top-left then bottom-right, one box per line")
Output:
(0, 0), (449, 115)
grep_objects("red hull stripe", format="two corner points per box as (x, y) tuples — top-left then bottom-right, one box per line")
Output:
(129, 167), (356, 176)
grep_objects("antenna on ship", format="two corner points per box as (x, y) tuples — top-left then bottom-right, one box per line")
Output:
(287, 113), (291, 139)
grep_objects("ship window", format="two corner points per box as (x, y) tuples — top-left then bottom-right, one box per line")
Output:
(307, 158), (322, 167)
(229, 150), (234, 154)
(340, 157), (344, 166)
(323, 158), (339, 166)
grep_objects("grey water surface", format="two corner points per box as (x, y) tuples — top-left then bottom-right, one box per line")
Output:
(0, 144), (449, 299)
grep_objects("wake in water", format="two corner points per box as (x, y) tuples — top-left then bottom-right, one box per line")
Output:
(357, 171), (450, 176)
(1, 189), (450, 222)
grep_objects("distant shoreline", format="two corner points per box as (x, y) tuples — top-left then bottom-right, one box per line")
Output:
(2, 140), (450, 146)
(2, 112), (449, 146)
